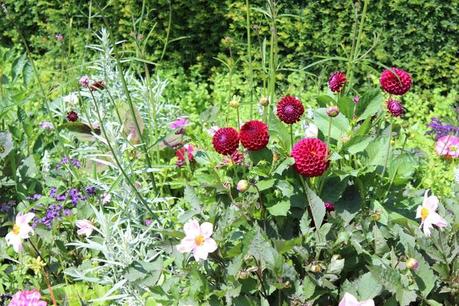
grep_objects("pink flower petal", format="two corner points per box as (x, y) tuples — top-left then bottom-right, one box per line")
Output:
(176, 237), (195, 253)
(339, 292), (360, 306)
(193, 245), (210, 261)
(430, 212), (448, 228)
(183, 219), (201, 238)
(203, 238), (218, 253)
(423, 192), (438, 211)
(200, 222), (213, 238)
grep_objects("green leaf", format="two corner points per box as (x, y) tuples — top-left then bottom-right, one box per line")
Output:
(388, 153), (418, 185)
(256, 179), (275, 191)
(365, 135), (390, 166)
(304, 183), (325, 229)
(373, 225), (390, 256)
(267, 200), (290, 216)
(316, 95), (335, 108)
(337, 95), (355, 119)
(355, 89), (383, 120)
(274, 157), (294, 175)
(302, 276), (315, 299)
(355, 272), (382, 300)
(313, 108), (350, 140)
(346, 136), (373, 155)
(276, 180), (294, 197)
(412, 254), (436, 297)
(335, 185), (361, 225)
(184, 186), (202, 212)
(246, 226), (278, 269)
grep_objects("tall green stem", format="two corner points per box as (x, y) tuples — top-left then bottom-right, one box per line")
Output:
(266, 0), (278, 123)
(381, 122), (392, 179)
(246, 0), (254, 117)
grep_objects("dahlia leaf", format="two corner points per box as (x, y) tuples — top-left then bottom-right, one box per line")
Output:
(304, 183), (325, 229)
(337, 96), (355, 119)
(356, 90), (383, 120)
(315, 95), (335, 108)
(313, 108), (350, 140)
(267, 200), (290, 216)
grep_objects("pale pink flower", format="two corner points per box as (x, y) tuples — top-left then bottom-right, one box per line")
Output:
(435, 135), (459, 158)
(39, 121), (54, 130)
(339, 292), (374, 306)
(5, 212), (35, 253)
(102, 192), (112, 204)
(76, 219), (95, 237)
(176, 219), (218, 261)
(8, 289), (47, 306)
(79, 75), (90, 88)
(169, 117), (189, 131)
(416, 191), (448, 237)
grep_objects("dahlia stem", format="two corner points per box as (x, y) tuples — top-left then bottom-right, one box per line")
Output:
(290, 124), (294, 151)
(29, 241), (57, 306)
(327, 117), (332, 144)
(246, 0), (254, 118)
(89, 91), (155, 216)
(237, 107), (241, 130)
(381, 121), (392, 179)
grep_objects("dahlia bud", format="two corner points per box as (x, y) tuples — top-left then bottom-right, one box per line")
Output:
(229, 99), (240, 109)
(331, 254), (341, 261)
(406, 258), (419, 270)
(230, 151), (244, 165)
(328, 71), (347, 93)
(259, 96), (269, 106)
(237, 180), (250, 192)
(326, 106), (340, 118)
(324, 202), (335, 212)
(386, 99), (405, 117)
(66, 111), (79, 122)
(371, 211), (381, 222)
(309, 264), (322, 273)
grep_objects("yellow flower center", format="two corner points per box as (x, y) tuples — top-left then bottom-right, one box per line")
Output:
(194, 234), (205, 246)
(450, 145), (458, 152)
(12, 224), (20, 235)
(421, 207), (429, 221)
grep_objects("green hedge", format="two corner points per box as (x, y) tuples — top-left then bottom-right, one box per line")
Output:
(1, 0), (457, 90)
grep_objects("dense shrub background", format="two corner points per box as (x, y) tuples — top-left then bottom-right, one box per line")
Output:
(1, 0), (458, 90)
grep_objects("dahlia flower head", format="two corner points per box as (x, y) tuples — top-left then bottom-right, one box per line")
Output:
(240, 120), (269, 151)
(386, 99), (404, 117)
(212, 127), (240, 155)
(8, 289), (47, 306)
(435, 135), (459, 159)
(66, 111), (79, 122)
(380, 67), (412, 95)
(291, 138), (330, 177)
(328, 71), (347, 93)
(276, 96), (304, 124)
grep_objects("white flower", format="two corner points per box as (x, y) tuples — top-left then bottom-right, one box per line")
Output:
(5, 212), (35, 252)
(102, 192), (112, 204)
(416, 191), (448, 237)
(339, 292), (374, 306)
(304, 123), (319, 138)
(176, 219), (218, 261)
(63, 93), (79, 105)
(76, 219), (96, 237)
(39, 121), (54, 130)
(0, 131), (13, 159)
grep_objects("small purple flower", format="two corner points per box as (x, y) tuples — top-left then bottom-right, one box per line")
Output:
(68, 188), (81, 206)
(71, 158), (81, 168)
(0, 200), (15, 213)
(79, 75), (90, 88)
(27, 194), (42, 201)
(55, 192), (67, 202)
(427, 118), (459, 140)
(169, 117), (189, 134)
(85, 186), (97, 196)
(145, 219), (153, 226)
(63, 209), (72, 216)
(49, 187), (57, 198)
(40, 121), (54, 130)
(353, 96), (360, 104)
(55, 33), (64, 41)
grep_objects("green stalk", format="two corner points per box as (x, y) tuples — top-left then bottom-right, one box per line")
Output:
(114, 55), (157, 192)
(290, 124), (294, 151)
(89, 91), (155, 216)
(266, 0), (278, 123)
(381, 121), (392, 179)
(246, 0), (254, 117)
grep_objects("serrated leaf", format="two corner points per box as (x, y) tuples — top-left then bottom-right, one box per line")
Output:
(302, 276), (315, 299)
(355, 272), (382, 300)
(356, 89), (383, 120)
(304, 183), (325, 229)
(274, 157), (294, 175)
(337, 95), (355, 119)
(267, 200), (290, 216)
(246, 226), (277, 269)
(373, 225), (389, 255)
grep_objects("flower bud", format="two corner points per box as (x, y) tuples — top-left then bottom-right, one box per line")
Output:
(237, 180), (250, 192)
(309, 264), (322, 273)
(371, 211), (381, 221)
(326, 106), (340, 117)
(229, 99), (240, 109)
(259, 96), (269, 106)
(406, 258), (419, 270)
(324, 202), (335, 212)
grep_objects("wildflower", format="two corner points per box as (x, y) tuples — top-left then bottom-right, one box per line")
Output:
(326, 106), (340, 117)
(55, 33), (64, 41)
(102, 192), (112, 204)
(353, 96), (360, 104)
(169, 117), (189, 134)
(276, 96), (305, 124)
(328, 71), (347, 93)
(291, 138), (330, 177)
(39, 121), (54, 130)
(304, 123), (319, 138)
(240, 120), (269, 151)
(212, 127), (240, 155)
(40, 204), (63, 228)
(85, 186), (97, 196)
(237, 180), (250, 192)
(427, 118), (458, 140)
(71, 158), (81, 168)
(406, 258), (419, 270)
(435, 135), (459, 158)
(176, 144), (195, 167)
(386, 99), (405, 117)
(176, 219), (218, 261)
(63, 93), (78, 105)
(63, 209), (72, 217)
(259, 96), (269, 106)
(0, 131), (13, 159)
(5, 212), (35, 252)
(416, 191), (448, 237)
(229, 96), (240, 109)
(79, 75), (90, 88)
(324, 202), (335, 212)
(76, 219), (95, 237)
(0, 200), (15, 213)
(29, 256), (46, 275)
(8, 289), (47, 306)
(66, 111), (79, 122)
(380, 67), (412, 95)
(145, 219), (153, 226)
(339, 292), (374, 306)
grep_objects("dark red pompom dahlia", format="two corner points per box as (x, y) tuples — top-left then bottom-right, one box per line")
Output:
(380, 67), (412, 95)
(386, 99), (405, 117)
(291, 138), (330, 177)
(276, 96), (305, 124)
(67, 111), (79, 122)
(328, 71), (347, 93)
(212, 127), (240, 155)
(240, 120), (270, 151)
